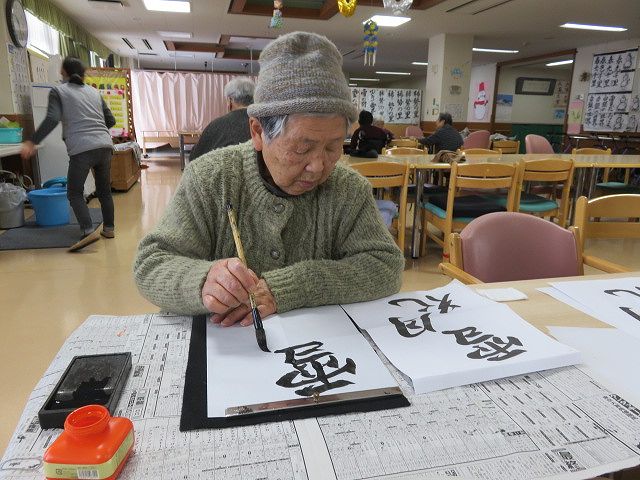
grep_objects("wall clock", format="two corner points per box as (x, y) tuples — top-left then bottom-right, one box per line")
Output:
(5, 0), (28, 48)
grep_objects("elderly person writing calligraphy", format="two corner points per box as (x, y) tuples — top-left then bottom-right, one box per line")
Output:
(134, 32), (404, 326)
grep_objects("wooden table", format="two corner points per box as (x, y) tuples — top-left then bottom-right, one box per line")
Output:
(344, 153), (640, 257)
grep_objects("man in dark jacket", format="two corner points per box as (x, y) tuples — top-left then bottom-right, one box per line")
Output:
(189, 77), (254, 161)
(419, 112), (463, 153)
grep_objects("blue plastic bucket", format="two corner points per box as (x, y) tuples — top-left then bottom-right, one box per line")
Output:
(27, 187), (70, 226)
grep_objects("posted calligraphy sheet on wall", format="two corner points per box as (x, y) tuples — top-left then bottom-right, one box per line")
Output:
(583, 48), (639, 132)
(350, 87), (422, 125)
(341, 280), (581, 394)
(206, 305), (399, 418)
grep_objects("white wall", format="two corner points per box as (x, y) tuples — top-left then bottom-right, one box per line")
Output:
(570, 37), (640, 102)
(497, 66), (571, 124)
(466, 63), (496, 123)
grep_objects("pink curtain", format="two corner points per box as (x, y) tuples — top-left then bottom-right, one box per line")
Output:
(131, 70), (255, 147)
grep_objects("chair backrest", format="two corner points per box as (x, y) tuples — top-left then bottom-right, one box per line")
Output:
(572, 148), (612, 155)
(460, 148), (502, 155)
(383, 146), (425, 155)
(462, 130), (491, 149)
(573, 194), (640, 251)
(405, 125), (424, 137)
(525, 134), (554, 154)
(450, 212), (582, 282)
(492, 139), (520, 154)
(351, 161), (410, 250)
(446, 162), (520, 219)
(388, 138), (419, 148)
(516, 158), (575, 227)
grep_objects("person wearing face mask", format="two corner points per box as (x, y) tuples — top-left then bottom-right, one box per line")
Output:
(21, 56), (116, 251)
(133, 31), (404, 326)
(189, 77), (254, 161)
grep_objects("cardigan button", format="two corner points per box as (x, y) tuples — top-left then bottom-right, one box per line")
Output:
(270, 249), (281, 260)
(273, 203), (285, 213)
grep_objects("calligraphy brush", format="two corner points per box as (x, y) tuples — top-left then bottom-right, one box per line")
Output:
(226, 203), (269, 352)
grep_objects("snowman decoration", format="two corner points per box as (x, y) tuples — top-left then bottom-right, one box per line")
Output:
(473, 82), (489, 120)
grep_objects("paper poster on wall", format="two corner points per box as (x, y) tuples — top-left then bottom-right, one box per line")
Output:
(84, 71), (130, 137)
(342, 280), (581, 394)
(629, 94), (639, 132)
(553, 108), (566, 120)
(567, 99), (584, 134)
(444, 103), (464, 121)
(7, 44), (31, 114)
(553, 80), (570, 107)
(350, 87), (421, 124)
(495, 93), (513, 121)
(583, 48), (638, 132)
(467, 64), (496, 123)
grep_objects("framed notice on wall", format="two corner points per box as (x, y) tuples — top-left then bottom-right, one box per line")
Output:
(515, 77), (556, 95)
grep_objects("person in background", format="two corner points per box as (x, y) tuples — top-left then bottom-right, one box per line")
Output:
(189, 77), (254, 161)
(349, 110), (390, 158)
(21, 56), (115, 251)
(419, 112), (463, 153)
(373, 115), (394, 140)
(134, 31), (404, 325)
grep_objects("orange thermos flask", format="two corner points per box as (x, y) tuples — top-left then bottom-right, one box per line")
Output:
(43, 405), (134, 480)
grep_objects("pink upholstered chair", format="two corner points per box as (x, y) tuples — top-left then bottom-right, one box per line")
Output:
(405, 125), (424, 137)
(525, 134), (554, 154)
(439, 212), (583, 283)
(462, 130), (490, 149)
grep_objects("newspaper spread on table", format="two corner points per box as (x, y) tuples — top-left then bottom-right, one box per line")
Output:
(1, 314), (639, 480)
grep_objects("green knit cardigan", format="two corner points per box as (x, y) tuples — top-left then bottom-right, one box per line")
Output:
(133, 141), (404, 315)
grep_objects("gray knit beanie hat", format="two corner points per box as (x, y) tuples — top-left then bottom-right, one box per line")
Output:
(247, 31), (357, 123)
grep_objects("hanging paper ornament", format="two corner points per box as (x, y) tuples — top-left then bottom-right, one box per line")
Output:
(363, 20), (378, 66)
(269, 1), (283, 29)
(337, 0), (357, 17)
(383, 0), (413, 15)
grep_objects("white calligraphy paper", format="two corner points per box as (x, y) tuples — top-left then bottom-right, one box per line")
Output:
(342, 280), (581, 394)
(549, 277), (640, 340)
(206, 305), (399, 418)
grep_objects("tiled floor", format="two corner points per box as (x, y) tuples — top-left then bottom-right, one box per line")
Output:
(1, 152), (639, 454)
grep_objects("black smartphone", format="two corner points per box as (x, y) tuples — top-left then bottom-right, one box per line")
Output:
(38, 352), (132, 429)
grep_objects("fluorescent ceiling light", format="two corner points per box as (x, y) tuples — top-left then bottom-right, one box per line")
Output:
(173, 52), (194, 58)
(376, 71), (411, 75)
(560, 22), (627, 32)
(349, 77), (379, 82)
(546, 59), (574, 66)
(411, 61), (428, 65)
(473, 47), (519, 53)
(363, 15), (411, 27)
(158, 31), (192, 38)
(143, 0), (190, 13)
(348, 83), (357, 86)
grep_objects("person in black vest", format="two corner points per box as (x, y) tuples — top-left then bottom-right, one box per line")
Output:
(349, 110), (390, 158)
(419, 112), (463, 153)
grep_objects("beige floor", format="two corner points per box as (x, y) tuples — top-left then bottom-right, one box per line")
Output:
(1, 154), (639, 455)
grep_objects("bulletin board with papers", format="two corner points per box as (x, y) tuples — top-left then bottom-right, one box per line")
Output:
(583, 48), (640, 132)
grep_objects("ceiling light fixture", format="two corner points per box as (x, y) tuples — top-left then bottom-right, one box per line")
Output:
(376, 71), (411, 75)
(546, 59), (574, 66)
(173, 52), (194, 58)
(472, 47), (519, 53)
(143, 0), (190, 13)
(158, 31), (192, 38)
(348, 83), (357, 87)
(349, 77), (379, 81)
(411, 61), (428, 65)
(560, 22), (627, 32)
(363, 15), (411, 27)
